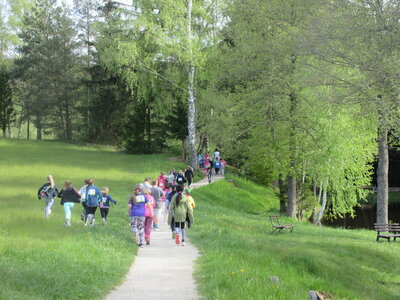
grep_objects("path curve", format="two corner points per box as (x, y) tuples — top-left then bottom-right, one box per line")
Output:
(105, 173), (225, 300)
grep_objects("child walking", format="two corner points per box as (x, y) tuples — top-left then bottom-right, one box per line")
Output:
(100, 187), (118, 225)
(128, 185), (150, 247)
(144, 188), (155, 245)
(168, 185), (194, 246)
(57, 180), (81, 227)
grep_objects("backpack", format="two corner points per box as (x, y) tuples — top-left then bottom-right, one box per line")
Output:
(40, 185), (52, 199)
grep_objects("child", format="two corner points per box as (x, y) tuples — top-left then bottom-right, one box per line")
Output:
(168, 185), (194, 246)
(79, 179), (89, 224)
(185, 188), (195, 209)
(128, 184), (150, 247)
(144, 188), (155, 245)
(100, 187), (118, 225)
(85, 179), (102, 228)
(158, 172), (167, 190)
(214, 160), (221, 175)
(37, 175), (59, 219)
(220, 158), (226, 175)
(163, 185), (172, 222)
(57, 180), (81, 227)
(166, 185), (177, 238)
(176, 170), (186, 186)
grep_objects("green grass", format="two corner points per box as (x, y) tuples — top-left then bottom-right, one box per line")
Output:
(190, 175), (400, 300)
(0, 138), (186, 300)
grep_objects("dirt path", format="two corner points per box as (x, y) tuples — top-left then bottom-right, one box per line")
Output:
(105, 173), (224, 300)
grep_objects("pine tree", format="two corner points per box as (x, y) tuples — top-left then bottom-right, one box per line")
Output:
(0, 65), (14, 137)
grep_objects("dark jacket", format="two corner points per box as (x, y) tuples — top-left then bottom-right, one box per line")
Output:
(184, 169), (194, 180)
(58, 186), (81, 205)
(176, 174), (186, 185)
(38, 183), (59, 200)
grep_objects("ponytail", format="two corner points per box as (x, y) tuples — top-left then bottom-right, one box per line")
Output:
(176, 192), (183, 206)
(130, 184), (142, 204)
(176, 185), (184, 206)
(47, 175), (54, 188)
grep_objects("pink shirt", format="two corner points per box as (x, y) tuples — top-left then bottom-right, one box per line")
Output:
(145, 195), (155, 217)
(158, 175), (167, 190)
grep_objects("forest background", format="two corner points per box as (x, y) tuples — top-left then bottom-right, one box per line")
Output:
(1, 0), (400, 225)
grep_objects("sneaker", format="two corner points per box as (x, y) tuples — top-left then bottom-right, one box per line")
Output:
(138, 243), (144, 248)
(64, 221), (70, 227)
(154, 227), (160, 231)
(80, 213), (85, 221)
(181, 241), (186, 246)
(102, 218), (107, 225)
(146, 239), (150, 245)
(175, 233), (180, 245)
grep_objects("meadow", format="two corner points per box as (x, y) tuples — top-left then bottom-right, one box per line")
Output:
(0, 138), (186, 299)
(190, 175), (400, 300)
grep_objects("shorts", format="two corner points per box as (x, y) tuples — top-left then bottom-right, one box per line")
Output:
(154, 208), (161, 217)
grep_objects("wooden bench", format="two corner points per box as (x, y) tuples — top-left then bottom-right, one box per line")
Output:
(269, 215), (294, 234)
(374, 223), (400, 242)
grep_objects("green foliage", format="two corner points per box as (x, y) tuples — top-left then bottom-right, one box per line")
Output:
(191, 176), (400, 299)
(0, 65), (14, 135)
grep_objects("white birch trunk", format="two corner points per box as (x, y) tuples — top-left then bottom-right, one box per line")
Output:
(186, 0), (197, 170)
(377, 126), (389, 224)
(315, 180), (328, 226)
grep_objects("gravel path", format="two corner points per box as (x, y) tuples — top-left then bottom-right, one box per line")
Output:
(105, 173), (224, 300)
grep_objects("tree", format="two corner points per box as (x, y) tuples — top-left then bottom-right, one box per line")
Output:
(17, 0), (80, 140)
(0, 65), (14, 136)
(306, 0), (400, 224)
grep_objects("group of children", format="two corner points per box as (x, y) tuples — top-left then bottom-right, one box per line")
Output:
(128, 170), (195, 247)
(37, 169), (196, 248)
(198, 149), (227, 183)
(37, 175), (118, 227)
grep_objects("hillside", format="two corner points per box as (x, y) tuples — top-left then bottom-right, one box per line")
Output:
(190, 175), (400, 300)
(0, 138), (186, 300)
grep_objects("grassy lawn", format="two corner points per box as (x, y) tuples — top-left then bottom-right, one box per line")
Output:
(190, 175), (400, 300)
(0, 138), (186, 300)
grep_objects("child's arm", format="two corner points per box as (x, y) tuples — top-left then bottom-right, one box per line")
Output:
(109, 195), (118, 205)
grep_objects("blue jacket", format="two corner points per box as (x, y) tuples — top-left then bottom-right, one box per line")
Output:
(100, 194), (117, 208)
(85, 184), (102, 207)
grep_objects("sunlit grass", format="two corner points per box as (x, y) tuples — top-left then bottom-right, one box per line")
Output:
(191, 175), (400, 300)
(0, 138), (186, 299)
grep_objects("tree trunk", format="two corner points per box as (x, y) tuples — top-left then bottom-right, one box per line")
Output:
(7, 125), (12, 138)
(2, 127), (5, 137)
(27, 116), (30, 140)
(376, 127), (389, 224)
(65, 100), (72, 141)
(36, 117), (42, 140)
(278, 174), (286, 213)
(315, 181), (327, 226)
(286, 174), (297, 218)
(186, 0), (197, 171)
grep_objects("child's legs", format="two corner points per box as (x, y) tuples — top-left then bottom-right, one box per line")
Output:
(100, 208), (109, 219)
(130, 217), (138, 234)
(63, 202), (74, 220)
(170, 217), (175, 232)
(136, 217), (145, 244)
(144, 217), (153, 238)
(43, 198), (54, 218)
(174, 222), (185, 234)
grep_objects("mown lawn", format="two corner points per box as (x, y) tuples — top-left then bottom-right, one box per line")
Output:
(0, 138), (185, 300)
(191, 175), (400, 300)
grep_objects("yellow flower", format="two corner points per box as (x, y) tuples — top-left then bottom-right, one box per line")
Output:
(232, 272), (236, 275)
(240, 269), (245, 272)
